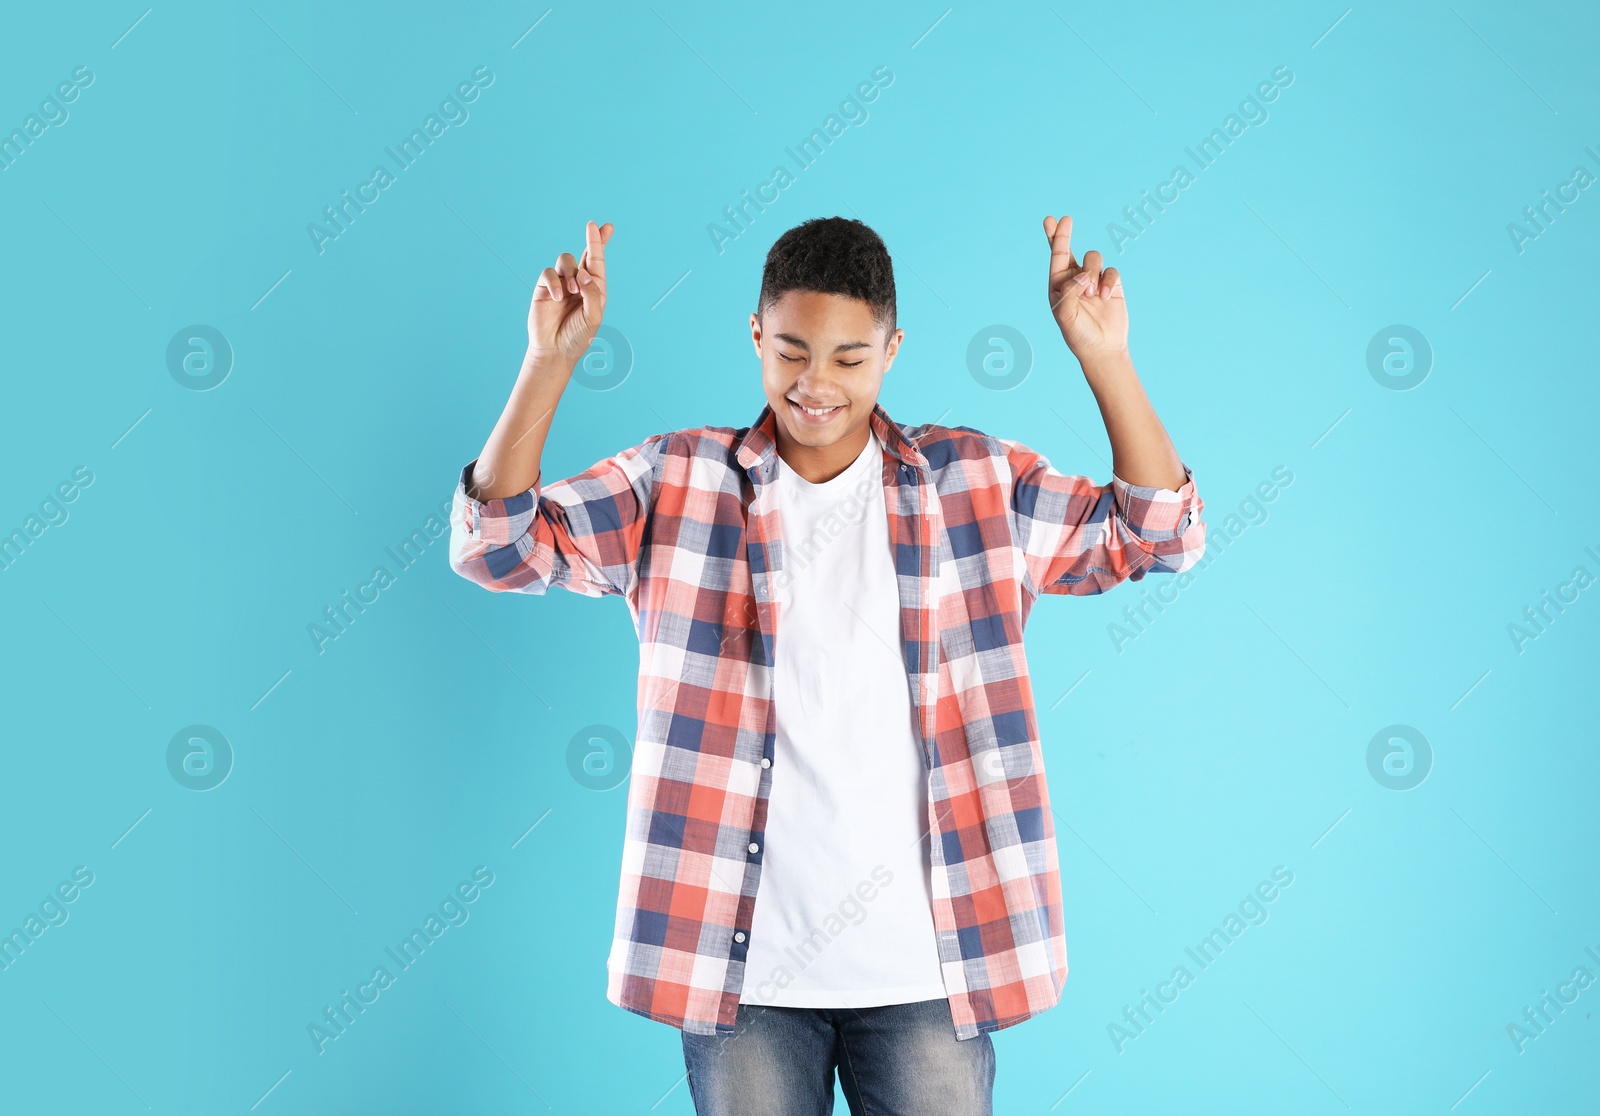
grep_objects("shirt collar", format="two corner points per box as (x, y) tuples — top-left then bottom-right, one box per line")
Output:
(735, 400), (927, 476)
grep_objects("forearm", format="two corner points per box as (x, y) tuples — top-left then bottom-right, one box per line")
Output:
(1078, 349), (1187, 491)
(468, 349), (573, 500)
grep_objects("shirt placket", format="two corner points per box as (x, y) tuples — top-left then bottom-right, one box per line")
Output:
(889, 452), (967, 1022)
(889, 459), (941, 768)
(724, 458), (781, 1018)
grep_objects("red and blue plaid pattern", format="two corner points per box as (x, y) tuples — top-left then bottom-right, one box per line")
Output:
(449, 402), (1205, 1040)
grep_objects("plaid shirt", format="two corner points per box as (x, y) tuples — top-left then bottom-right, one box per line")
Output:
(448, 401), (1205, 1040)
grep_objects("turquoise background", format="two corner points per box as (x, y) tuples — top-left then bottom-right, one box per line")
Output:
(2, 1), (1596, 1112)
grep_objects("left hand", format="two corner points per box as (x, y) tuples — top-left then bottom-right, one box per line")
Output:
(1044, 215), (1128, 360)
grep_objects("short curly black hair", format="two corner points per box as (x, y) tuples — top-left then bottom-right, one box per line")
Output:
(756, 216), (897, 336)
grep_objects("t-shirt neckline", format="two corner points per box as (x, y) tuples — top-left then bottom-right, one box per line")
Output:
(776, 430), (881, 494)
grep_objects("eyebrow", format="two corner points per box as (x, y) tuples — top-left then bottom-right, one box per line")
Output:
(774, 332), (874, 354)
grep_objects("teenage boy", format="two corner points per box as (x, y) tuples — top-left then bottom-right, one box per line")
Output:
(449, 215), (1205, 1115)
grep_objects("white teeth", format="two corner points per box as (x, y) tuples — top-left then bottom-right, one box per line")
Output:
(795, 402), (839, 416)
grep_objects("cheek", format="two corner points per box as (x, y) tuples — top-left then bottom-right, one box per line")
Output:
(764, 365), (799, 409)
(847, 367), (882, 401)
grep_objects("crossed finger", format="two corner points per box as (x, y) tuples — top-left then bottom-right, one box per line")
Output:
(1044, 215), (1122, 302)
(533, 221), (614, 302)
(1044, 214), (1077, 285)
(578, 220), (613, 283)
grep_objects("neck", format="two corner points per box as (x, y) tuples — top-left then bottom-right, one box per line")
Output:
(775, 420), (872, 484)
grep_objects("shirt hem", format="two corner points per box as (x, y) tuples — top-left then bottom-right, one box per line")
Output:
(739, 984), (951, 1009)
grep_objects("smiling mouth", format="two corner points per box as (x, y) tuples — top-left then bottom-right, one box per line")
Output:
(787, 397), (845, 418)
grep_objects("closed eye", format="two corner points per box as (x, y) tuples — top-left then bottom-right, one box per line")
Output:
(779, 353), (863, 367)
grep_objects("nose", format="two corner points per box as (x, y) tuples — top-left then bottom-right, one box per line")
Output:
(792, 369), (838, 403)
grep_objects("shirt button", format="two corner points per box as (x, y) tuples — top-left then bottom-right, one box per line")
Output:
(760, 757), (771, 768)
(748, 842), (760, 854)
(734, 931), (746, 943)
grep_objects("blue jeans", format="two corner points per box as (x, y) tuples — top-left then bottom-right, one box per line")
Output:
(680, 998), (995, 1115)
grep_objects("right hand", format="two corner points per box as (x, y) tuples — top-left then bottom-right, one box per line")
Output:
(529, 220), (613, 364)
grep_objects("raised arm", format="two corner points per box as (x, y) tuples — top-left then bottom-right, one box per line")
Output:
(468, 219), (614, 501)
(1008, 215), (1205, 597)
(1042, 213), (1186, 492)
(450, 219), (663, 599)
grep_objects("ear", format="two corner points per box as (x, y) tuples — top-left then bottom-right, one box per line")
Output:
(749, 311), (763, 360)
(882, 328), (904, 373)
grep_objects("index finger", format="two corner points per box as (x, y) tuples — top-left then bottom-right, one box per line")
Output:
(579, 220), (614, 278)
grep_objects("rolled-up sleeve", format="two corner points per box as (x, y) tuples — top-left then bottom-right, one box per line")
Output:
(1003, 439), (1206, 598)
(448, 434), (668, 598)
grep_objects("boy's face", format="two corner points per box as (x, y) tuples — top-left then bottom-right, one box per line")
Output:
(750, 290), (903, 457)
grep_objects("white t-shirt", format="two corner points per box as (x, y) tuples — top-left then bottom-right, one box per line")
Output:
(739, 430), (948, 1009)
